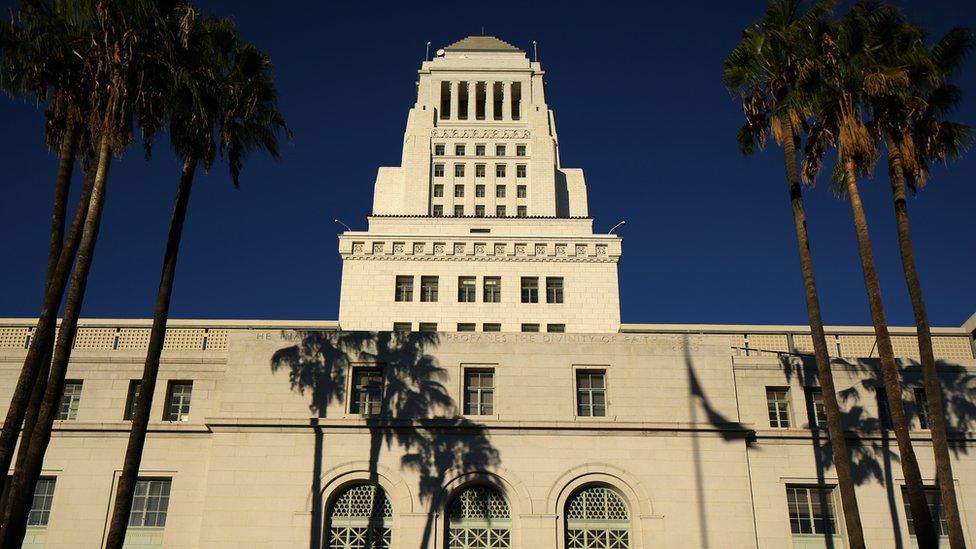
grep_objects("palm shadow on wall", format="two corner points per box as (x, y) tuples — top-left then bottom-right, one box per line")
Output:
(271, 330), (501, 549)
(780, 354), (976, 548)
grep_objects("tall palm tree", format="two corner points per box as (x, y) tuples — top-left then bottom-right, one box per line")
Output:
(724, 2), (866, 547)
(0, 0), (95, 487)
(869, 24), (974, 549)
(0, 1), (190, 544)
(801, 2), (937, 545)
(104, 18), (288, 546)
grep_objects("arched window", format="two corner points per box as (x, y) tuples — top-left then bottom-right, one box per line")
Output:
(565, 486), (630, 549)
(327, 483), (392, 549)
(447, 485), (511, 548)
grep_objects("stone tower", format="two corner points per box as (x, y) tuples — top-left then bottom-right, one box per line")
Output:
(338, 36), (622, 333)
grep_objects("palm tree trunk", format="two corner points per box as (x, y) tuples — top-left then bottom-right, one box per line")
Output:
(842, 158), (938, 547)
(782, 121), (865, 548)
(0, 123), (80, 488)
(886, 137), (964, 548)
(0, 131), (112, 547)
(105, 157), (197, 549)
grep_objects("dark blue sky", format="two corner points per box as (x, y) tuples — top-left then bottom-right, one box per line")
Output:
(1, 1), (974, 326)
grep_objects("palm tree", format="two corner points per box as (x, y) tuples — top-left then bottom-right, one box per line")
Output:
(0, 0), (95, 487)
(801, 2), (938, 545)
(869, 24), (974, 549)
(0, 1), (191, 544)
(104, 18), (288, 546)
(723, 2), (866, 547)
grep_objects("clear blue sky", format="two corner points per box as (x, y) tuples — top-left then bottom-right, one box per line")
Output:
(1, 1), (973, 326)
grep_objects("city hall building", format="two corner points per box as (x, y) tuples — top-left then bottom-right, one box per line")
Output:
(2, 35), (976, 549)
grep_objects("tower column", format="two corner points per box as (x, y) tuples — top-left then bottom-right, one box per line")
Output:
(467, 81), (477, 121)
(502, 81), (512, 121)
(486, 81), (495, 121)
(449, 81), (459, 120)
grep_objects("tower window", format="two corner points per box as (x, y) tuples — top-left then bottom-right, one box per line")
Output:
(458, 276), (476, 303)
(475, 205), (485, 217)
(454, 205), (464, 217)
(496, 185), (506, 198)
(124, 380), (141, 420)
(440, 81), (451, 119)
(495, 164), (506, 178)
(432, 205), (443, 217)
(516, 144), (526, 156)
(395, 275), (413, 302)
(483, 277), (501, 303)
(806, 388), (827, 428)
(483, 323), (501, 332)
(476, 144), (486, 156)
(454, 164), (465, 177)
(476, 184), (485, 197)
(393, 322), (411, 332)
(516, 165), (527, 178)
(454, 185), (464, 198)
(433, 184), (443, 197)
(521, 323), (539, 332)
(495, 205), (506, 217)
(475, 164), (486, 177)
(420, 276), (439, 302)
(434, 164), (444, 177)
(164, 381), (192, 422)
(434, 144), (445, 156)
(521, 277), (539, 303)
(496, 145), (506, 156)
(457, 323), (476, 332)
(58, 380), (83, 420)
(547, 324), (565, 333)
(767, 387), (791, 428)
(455, 144), (465, 156)
(546, 277), (564, 303)
(915, 388), (930, 429)
(517, 185), (527, 198)
(517, 206), (527, 217)
(419, 322), (438, 332)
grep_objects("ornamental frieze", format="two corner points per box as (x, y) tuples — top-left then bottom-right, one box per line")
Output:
(430, 128), (531, 139)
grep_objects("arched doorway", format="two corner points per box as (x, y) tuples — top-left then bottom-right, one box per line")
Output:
(446, 485), (512, 548)
(565, 485), (630, 549)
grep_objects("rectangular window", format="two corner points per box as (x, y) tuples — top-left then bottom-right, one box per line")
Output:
(434, 164), (444, 177)
(454, 164), (465, 177)
(124, 380), (141, 421)
(495, 145), (506, 156)
(517, 185), (527, 198)
(419, 322), (437, 332)
(475, 164), (486, 178)
(164, 381), (192, 421)
(26, 477), (56, 526)
(903, 486), (949, 537)
(458, 276), (476, 303)
(432, 205), (443, 217)
(914, 388), (930, 429)
(496, 185), (506, 198)
(576, 370), (607, 417)
(454, 184), (464, 198)
(806, 388), (827, 429)
(495, 164), (506, 177)
(58, 381), (83, 421)
(395, 275), (413, 302)
(516, 165), (527, 178)
(393, 322), (411, 332)
(433, 184), (444, 197)
(547, 324), (566, 333)
(546, 277), (564, 303)
(517, 206), (527, 218)
(475, 205), (485, 217)
(454, 205), (464, 217)
(516, 144), (526, 156)
(129, 479), (172, 528)
(475, 184), (485, 197)
(496, 205), (506, 217)
(420, 276), (439, 302)
(351, 368), (383, 416)
(521, 323), (539, 333)
(464, 370), (495, 415)
(476, 144), (486, 156)
(455, 144), (465, 156)
(457, 323), (476, 332)
(767, 387), (791, 428)
(434, 144), (445, 156)
(521, 277), (539, 303)
(483, 277), (501, 303)
(876, 387), (892, 429)
(786, 486), (837, 535)
(483, 323), (501, 332)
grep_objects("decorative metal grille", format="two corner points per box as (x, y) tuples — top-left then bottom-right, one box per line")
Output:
(447, 486), (511, 548)
(565, 487), (630, 549)
(328, 484), (392, 549)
